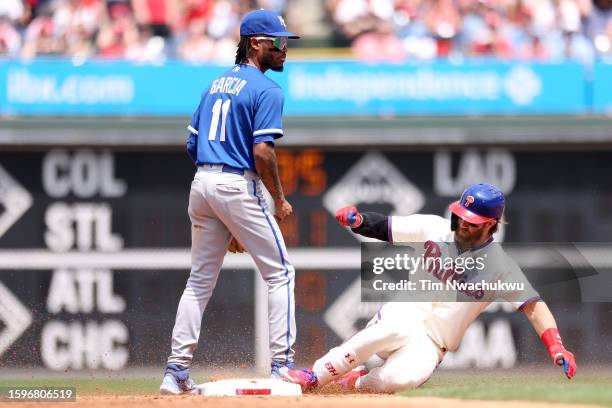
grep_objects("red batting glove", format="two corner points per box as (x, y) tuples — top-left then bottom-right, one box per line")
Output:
(541, 328), (577, 379)
(556, 350), (576, 380)
(335, 206), (363, 228)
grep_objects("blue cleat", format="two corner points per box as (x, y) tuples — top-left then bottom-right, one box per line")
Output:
(159, 363), (197, 395)
(270, 360), (295, 379)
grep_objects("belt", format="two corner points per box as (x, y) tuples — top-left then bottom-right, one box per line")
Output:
(200, 163), (245, 176)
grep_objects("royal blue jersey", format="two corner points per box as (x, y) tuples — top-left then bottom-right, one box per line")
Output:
(186, 64), (285, 170)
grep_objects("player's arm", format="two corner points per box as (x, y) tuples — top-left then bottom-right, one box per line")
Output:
(336, 209), (446, 242)
(186, 101), (202, 164)
(335, 206), (389, 241)
(254, 141), (292, 222)
(521, 301), (577, 379)
(252, 86), (292, 222)
(186, 131), (197, 163)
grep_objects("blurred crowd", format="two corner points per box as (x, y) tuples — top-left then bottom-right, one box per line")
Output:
(332, 0), (612, 63)
(0, 0), (287, 63)
(0, 0), (610, 63)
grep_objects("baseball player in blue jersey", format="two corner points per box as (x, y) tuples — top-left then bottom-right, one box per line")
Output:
(160, 9), (300, 395)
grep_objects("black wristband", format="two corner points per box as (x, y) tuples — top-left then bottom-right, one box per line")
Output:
(351, 212), (389, 241)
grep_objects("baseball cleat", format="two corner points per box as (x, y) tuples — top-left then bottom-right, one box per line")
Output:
(159, 363), (197, 395)
(331, 369), (368, 390)
(281, 368), (319, 391)
(270, 360), (295, 379)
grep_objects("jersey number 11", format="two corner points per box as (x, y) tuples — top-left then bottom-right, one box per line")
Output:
(208, 98), (231, 142)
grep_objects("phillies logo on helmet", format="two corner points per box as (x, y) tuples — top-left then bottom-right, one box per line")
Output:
(464, 195), (475, 207)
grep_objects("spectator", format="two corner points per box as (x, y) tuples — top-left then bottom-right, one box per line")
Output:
(585, 0), (612, 55)
(352, 20), (406, 62)
(53, 0), (103, 58)
(95, 1), (136, 58)
(177, 0), (213, 32)
(594, 19), (611, 55)
(124, 24), (166, 62)
(423, 0), (461, 57)
(176, 17), (215, 62)
(0, 0), (25, 24)
(0, 16), (22, 56)
(21, 10), (67, 59)
(53, 0), (103, 37)
(64, 22), (95, 57)
(206, 0), (241, 40)
(131, 0), (179, 38)
(327, 0), (394, 46)
(468, 25), (513, 59)
(517, 32), (551, 60)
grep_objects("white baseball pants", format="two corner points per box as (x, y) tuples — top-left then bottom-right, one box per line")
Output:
(167, 165), (296, 368)
(312, 303), (445, 393)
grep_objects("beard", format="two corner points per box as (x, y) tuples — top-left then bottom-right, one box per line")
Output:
(262, 52), (284, 72)
(456, 233), (479, 248)
(455, 226), (490, 251)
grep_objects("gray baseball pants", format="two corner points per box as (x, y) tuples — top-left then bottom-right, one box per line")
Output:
(167, 164), (296, 368)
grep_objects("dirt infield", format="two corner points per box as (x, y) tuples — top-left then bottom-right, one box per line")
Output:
(7, 395), (603, 408)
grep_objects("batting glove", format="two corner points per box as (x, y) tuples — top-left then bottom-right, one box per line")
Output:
(556, 350), (577, 380)
(335, 206), (363, 228)
(541, 328), (577, 379)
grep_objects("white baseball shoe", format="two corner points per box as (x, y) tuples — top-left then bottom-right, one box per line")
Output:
(159, 363), (197, 395)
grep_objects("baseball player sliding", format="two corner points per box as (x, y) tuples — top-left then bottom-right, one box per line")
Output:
(160, 10), (300, 394)
(283, 183), (577, 393)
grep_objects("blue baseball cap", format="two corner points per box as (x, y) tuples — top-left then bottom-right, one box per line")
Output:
(240, 9), (300, 38)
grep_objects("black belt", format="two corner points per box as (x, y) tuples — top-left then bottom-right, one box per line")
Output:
(202, 163), (245, 176)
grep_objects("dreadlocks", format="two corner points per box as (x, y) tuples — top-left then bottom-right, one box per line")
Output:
(235, 36), (250, 65)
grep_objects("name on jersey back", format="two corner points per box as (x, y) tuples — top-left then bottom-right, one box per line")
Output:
(210, 77), (247, 96)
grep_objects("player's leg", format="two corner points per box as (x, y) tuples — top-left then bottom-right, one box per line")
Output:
(356, 328), (444, 393)
(166, 172), (231, 369)
(209, 175), (296, 373)
(300, 303), (422, 387)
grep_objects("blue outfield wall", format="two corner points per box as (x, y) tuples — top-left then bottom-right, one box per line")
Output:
(592, 62), (612, 114)
(277, 61), (586, 115)
(0, 59), (602, 116)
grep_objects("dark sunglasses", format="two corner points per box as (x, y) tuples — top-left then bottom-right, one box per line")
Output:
(253, 36), (288, 50)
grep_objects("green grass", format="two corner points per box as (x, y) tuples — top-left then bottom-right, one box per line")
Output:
(1, 369), (611, 406)
(0, 377), (161, 396)
(403, 369), (612, 407)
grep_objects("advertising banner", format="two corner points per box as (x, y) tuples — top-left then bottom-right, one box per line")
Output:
(0, 60), (588, 116)
(280, 61), (587, 115)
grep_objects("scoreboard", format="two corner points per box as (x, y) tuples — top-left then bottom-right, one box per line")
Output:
(0, 147), (611, 371)
(3, 148), (610, 248)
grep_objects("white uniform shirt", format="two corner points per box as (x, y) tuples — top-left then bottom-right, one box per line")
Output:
(388, 214), (539, 351)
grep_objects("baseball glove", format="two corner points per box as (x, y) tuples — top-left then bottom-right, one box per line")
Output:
(227, 236), (247, 253)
